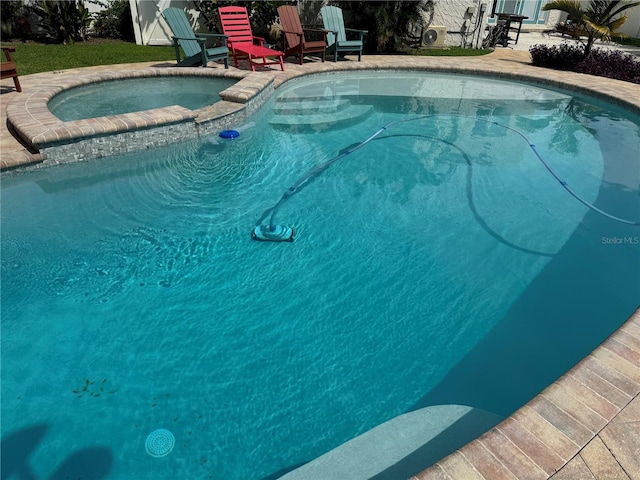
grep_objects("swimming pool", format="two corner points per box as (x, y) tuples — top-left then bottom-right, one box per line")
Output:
(1, 71), (639, 479)
(48, 76), (237, 121)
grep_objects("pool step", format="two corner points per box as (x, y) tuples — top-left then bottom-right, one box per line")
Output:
(269, 96), (373, 131)
(272, 98), (352, 115)
(279, 405), (504, 480)
(269, 104), (373, 131)
(278, 82), (360, 101)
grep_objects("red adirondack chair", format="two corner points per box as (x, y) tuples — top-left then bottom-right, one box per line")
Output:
(218, 6), (284, 72)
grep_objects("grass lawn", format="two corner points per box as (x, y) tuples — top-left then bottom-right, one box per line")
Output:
(3, 38), (491, 76)
(2, 39), (177, 76)
(612, 35), (640, 47)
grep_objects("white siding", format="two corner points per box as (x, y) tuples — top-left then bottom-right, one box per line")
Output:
(620, 5), (640, 38)
(130, 0), (204, 46)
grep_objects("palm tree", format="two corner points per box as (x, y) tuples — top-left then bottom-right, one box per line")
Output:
(542, 0), (640, 57)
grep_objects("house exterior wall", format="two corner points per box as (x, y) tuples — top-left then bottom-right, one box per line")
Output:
(431, 0), (489, 48)
(620, 5), (640, 38)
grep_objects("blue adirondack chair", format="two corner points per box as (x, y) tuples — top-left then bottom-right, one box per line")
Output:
(320, 5), (367, 62)
(162, 7), (229, 68)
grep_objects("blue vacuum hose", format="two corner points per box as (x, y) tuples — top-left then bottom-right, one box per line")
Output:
(252, 114), (640, 242)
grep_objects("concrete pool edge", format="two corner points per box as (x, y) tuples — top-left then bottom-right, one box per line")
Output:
(1, 52), (640, 479)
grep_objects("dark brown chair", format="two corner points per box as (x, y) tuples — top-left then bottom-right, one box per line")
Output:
(1, 46), (22, 92)
(277, 5), (327, 65)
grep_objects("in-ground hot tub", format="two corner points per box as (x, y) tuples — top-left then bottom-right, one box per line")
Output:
(3, 67), (266, 165)
(48, 75), (238, 121)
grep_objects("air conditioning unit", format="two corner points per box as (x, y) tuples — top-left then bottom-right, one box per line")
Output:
(423, 26), (447, 47)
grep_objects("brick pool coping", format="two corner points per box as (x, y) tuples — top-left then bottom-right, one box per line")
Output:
(2, 52), (640, 479)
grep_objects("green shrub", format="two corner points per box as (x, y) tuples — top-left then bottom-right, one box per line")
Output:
(612, 35), (640, 47)
(1, 2), (33, 40)
(530, 43), (640, 84)
(92, 0), (134, 41)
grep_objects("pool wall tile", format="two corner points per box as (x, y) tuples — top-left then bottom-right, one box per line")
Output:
(33, 105), (201, 164)
(39, 121), (197, 164)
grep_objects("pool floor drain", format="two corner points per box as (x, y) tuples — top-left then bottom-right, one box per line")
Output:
(145, 429), (175, 458)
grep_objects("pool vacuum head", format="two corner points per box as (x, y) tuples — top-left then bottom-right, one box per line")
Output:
(252, 224), (295, 242)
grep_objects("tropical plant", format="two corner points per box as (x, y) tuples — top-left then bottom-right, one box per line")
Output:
(31, 0), (93, 44)
(542, 0), (640, 57)
(334, 1), (436, 53)
(192, 0), (226, 33)
(192, 0), (294, 41)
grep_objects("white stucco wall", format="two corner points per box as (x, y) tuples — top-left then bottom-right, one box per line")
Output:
(573, 1), (640, 37)
(129, 0), (199, 46)
(620, 5), (640, 38)
(430, 0), (490, 48)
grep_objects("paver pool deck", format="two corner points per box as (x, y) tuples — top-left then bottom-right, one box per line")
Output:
(1, 45), (639, 479)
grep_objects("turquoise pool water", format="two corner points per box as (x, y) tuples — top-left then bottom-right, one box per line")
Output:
(2, 72), (639, 479)
(48, 76), (237, 121)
